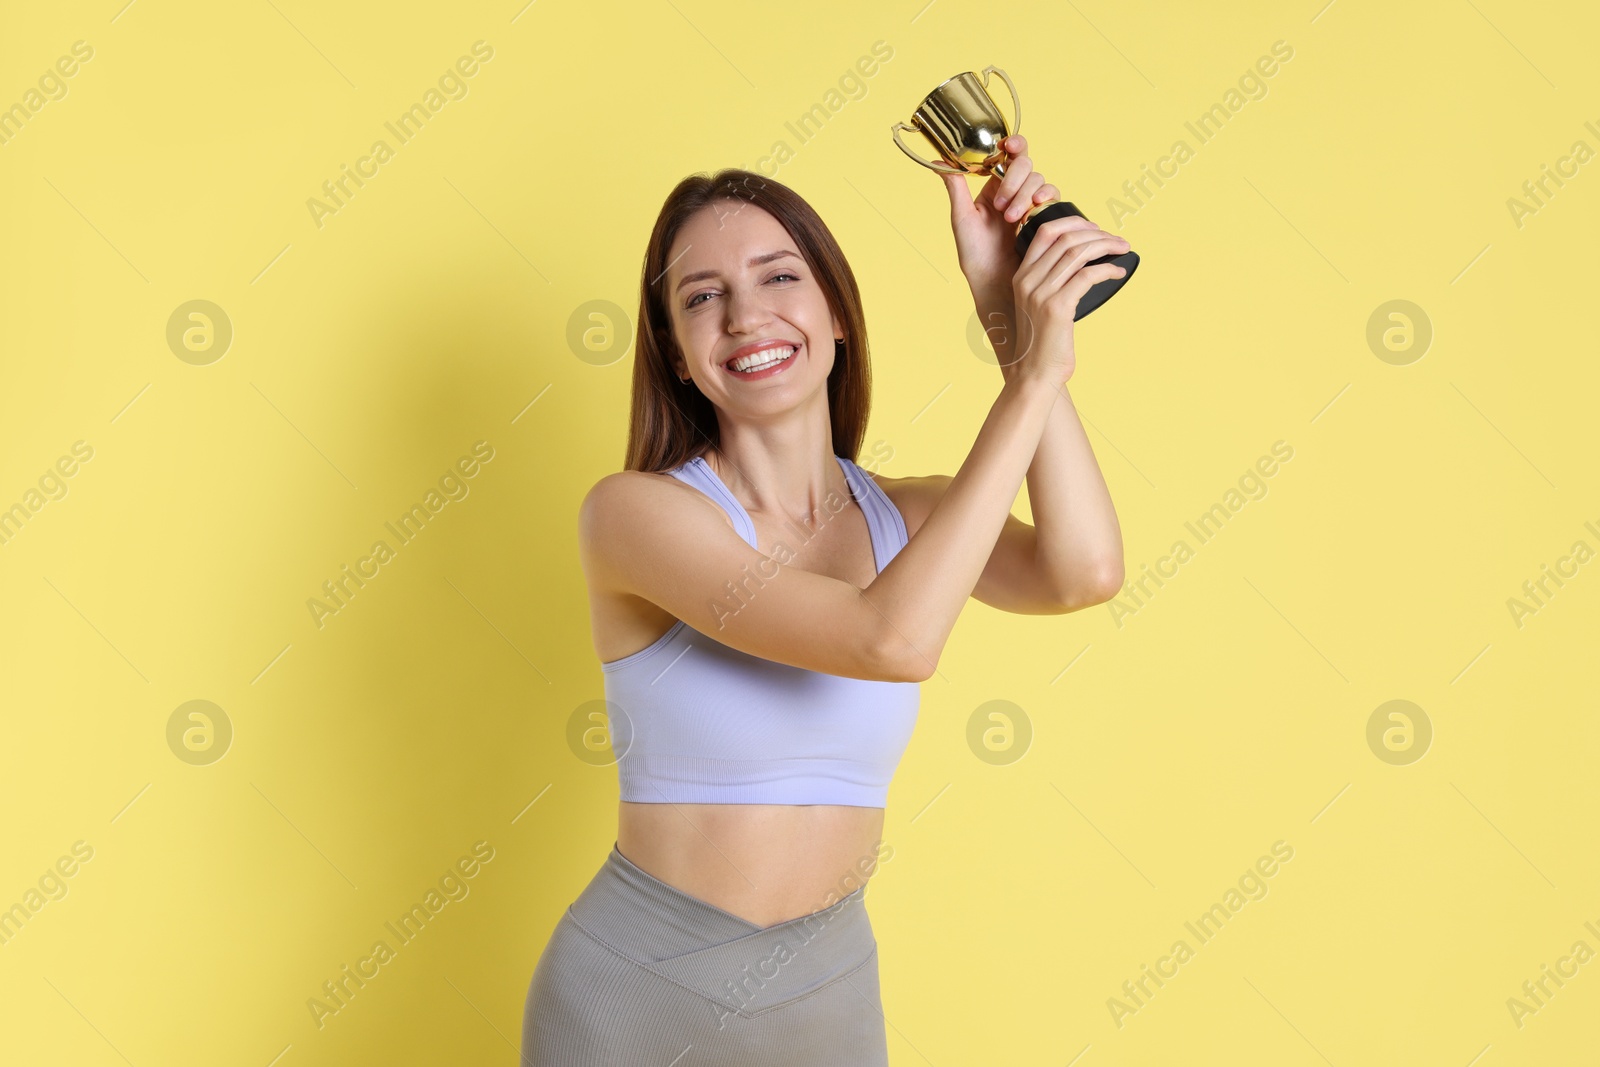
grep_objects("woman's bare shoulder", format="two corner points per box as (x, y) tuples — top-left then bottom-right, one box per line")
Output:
(585, 466), (676, 495)
(581, 468), (680, 522)
(577, 466), (741, 603)
(579, 467), (735, 538)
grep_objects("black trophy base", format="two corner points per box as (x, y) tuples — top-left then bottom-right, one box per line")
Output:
(1013, 200), (1138, 321)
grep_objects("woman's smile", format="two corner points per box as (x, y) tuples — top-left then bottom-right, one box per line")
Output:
(722, 342), (800, 380)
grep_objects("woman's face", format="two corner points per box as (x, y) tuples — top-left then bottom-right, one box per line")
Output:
(664, 200), (843, 411)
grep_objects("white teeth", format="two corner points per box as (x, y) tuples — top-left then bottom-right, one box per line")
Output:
(729, 346), (796, 373)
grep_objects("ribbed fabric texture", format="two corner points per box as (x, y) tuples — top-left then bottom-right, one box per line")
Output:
(521, 843), (888, 1065)
(603, 453), (921, 807)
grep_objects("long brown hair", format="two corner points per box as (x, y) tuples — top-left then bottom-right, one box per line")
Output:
(623, 169), (872, 473)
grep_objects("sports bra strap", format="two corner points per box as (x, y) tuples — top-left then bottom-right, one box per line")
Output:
(666, 455), (759, 549)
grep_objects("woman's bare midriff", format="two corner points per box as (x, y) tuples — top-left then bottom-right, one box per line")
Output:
(616, 801), (888, 928)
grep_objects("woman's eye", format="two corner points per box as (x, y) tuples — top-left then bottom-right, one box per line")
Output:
(685, 272), (801, 309)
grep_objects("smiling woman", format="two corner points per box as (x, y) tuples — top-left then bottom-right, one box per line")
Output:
(522, 159), (1126, 1064)
(520, 171), (903, 1066)
(622, 173), (871, 474)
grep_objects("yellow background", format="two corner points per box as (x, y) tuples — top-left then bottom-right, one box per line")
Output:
(2, 0), (1597, 1063)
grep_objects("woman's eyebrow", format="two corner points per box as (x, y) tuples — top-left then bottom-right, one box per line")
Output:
(675, 249), (801, 291)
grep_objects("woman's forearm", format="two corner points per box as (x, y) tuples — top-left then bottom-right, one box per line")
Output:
(975, 285), (1125, 604)
(864, 372), (1060, 679)
(1023, 381), (1125, 602)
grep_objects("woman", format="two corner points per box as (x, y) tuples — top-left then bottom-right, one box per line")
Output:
(523, 134), (1128, 1065)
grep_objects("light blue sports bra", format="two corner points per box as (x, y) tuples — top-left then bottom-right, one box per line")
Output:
(602, 453), (920, 808)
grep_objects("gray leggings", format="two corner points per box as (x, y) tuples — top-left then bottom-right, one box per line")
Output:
(521, 842), (888, 1065)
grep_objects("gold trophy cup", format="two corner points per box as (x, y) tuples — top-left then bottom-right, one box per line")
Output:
(892, 66), (1138, 320)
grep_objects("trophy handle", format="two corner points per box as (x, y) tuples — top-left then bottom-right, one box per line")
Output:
(980, 65), (1022, 139)
(891, 121), (970, 176)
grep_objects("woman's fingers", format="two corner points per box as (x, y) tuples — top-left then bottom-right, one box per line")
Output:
(992, 134), (1028, 209)
(992, 151), (1032, 213)
(1038, 235), (1131, 296)
(1016, 214), (1093, 275)
(1002, 173), (1046, 222)
(1016, 216), (1103, 286)
(1056, 261), (1130, 311)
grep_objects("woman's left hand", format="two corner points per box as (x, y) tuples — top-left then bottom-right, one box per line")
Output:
(941, 133), (1060, 299)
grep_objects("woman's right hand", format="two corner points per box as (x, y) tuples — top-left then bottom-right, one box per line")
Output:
(1009, 215), (1130, 387)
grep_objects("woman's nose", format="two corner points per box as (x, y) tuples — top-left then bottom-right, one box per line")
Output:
(723, 285), (772, 331)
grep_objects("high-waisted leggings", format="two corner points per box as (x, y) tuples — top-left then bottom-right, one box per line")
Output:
(521, 842), (888, 1065)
